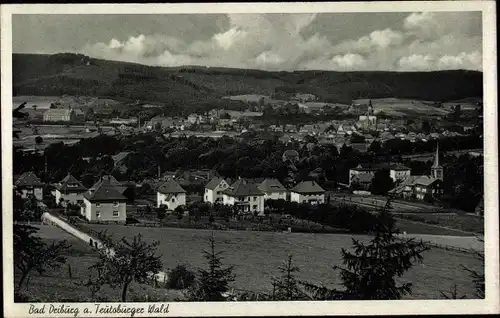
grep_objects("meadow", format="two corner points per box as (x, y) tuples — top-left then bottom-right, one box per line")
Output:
(79, 224), (483, 300)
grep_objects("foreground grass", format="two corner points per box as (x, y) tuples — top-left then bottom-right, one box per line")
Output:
(17, 224), (483, 301)
(14, 225), (184, 302)
(83, 224), (483, 299)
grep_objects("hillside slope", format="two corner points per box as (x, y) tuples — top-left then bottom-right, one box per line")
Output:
(13, 53), (483, 104)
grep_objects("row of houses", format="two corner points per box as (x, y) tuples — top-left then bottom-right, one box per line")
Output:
(203, 177), (326, 215)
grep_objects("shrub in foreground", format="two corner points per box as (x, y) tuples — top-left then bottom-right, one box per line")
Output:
(167, 265), (196, 290)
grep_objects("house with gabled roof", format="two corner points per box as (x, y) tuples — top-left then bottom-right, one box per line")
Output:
(204, 177), (230, 204)
(81, 177), (127, 224)
(389, 144), (444, 201)
(258, 178), (287, 201)
(157, 179), (187, 211)
(55, 173), (87, 206)
(15, 171), (44, 200)
(290, 180), (325, 205)
(222, 179), (265, 215)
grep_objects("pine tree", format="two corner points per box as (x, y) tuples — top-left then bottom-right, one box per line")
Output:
(186, 234), (235, 301)
(460, 236), (485, 298)
(271, 255), (308, 300)
(302, 199), (429, 300)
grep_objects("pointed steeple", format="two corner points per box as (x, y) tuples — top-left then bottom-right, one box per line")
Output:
(431, 142), (444, 180)
(432, 142), (442, 168)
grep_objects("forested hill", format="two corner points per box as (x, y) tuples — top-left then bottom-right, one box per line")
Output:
(13, 53), (483, 104)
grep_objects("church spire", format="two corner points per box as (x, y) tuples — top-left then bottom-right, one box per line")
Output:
(432, 141), (442, 168)
(431, 142), (444, 180)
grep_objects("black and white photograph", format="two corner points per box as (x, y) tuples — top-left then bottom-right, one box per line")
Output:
(2, 2), (498, 317)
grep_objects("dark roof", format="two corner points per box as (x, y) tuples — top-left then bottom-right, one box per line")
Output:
(351, 174), (374, 184)
(413, 176), (441, 186)
(158, 179), (187, 194)
(84, 179), (127, 202)
(352, 163), (410, 171)
(258, 178), (286, 193)
(291, 181), (325, 194)
(223, 179), (264, 197)
(15, 172), (44, 187)
(112, 152), (131, 165)
(56, 174), (87, 193)
(205, 177), (226, 190)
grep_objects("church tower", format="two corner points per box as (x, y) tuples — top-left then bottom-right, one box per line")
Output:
(367, 99), (374, 116)
(431, 142), (444, 180)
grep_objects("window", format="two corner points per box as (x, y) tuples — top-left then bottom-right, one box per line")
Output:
(113, 201), (119, 207)
(253, 196), (257, 201)
(96, 203), (101, 207)
(113, 211), (119, 217)
(253, 205), (257, 210)
(303, 200), (306, 203)
(96, 211), (101, 218)
(171, 198), (175, 202)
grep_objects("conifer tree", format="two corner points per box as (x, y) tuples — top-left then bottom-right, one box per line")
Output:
(271, 255), (308, 300)
(302, 199), (429, 300)
(186, 234), (235, 301)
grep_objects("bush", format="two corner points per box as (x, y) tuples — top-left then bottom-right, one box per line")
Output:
(166, 265), (196, 290)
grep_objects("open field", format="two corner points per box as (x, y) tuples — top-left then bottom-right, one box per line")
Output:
(81, 224), (483, 299)
(15, 225), (183, 302)
(353, 98), (450, 117)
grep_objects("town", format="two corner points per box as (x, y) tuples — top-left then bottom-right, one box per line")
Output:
(9, 9), (487, 307)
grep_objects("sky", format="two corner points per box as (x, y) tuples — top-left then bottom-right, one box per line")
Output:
(12, 12), (482, 72)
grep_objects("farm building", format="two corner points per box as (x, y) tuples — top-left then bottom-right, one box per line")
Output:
(15, 171), (44, 200)
(204, 177), (230, 204)
(290, 181), (325, 205)
(81, 177), (127, 224)
(157, 179), (187, 211)
(55, 174), (87, 206)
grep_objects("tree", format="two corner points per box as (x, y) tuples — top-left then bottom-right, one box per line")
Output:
(440, 284), (467, 299)
(156, 205), (166, 223)
(271, 255), (307, 300)
(461, 237), (485, 298)
(186, 234), (235, 301)
(91, 232), (163, 302)
(369, 140), (382, 154)
(35, 136), (43, 145)
(370, 169), (394, 195)
(302, 200), (429, 300)
(14, 224), (70, 290)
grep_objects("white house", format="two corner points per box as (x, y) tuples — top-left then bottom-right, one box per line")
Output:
(55, 174), (87, 206)
(290, 181), (325, 205)
(81, 178), (127, 224)
(222, 179), (265, 216)
(257, 178), (287, 201)
(204, 177), (230, 204)
(15, 172), (44, 200)
(389, 164), (411, 183)
(157, 179), (187, 211)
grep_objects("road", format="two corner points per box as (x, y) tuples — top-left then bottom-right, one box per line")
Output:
(328, 193), (439, 213)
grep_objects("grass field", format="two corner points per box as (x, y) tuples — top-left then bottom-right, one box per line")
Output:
(395, 214), (484, 234)
(80, 224), (483, 300)
(353, 98), (450, 117)
(15, 225), (184, 302)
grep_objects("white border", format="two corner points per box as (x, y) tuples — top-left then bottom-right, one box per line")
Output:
(2, 2), (499, 317)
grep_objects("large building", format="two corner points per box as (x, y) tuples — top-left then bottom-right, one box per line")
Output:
(43, 108), (77, 122)
(55, 174), (87, 206)
(257, 178), (287, 201)
(81, 177), (127, 224)
(290, 180), (325, 205)
(389, 144), (444, 201)
(157, 179), (187, 210)
(222, 179), (265, 215)
(15, 172), (44, 200)
(349, 163), (411, 187)
(204, 177), (230, 204)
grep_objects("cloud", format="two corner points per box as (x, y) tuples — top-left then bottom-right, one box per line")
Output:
(81, 12), (482, 71)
